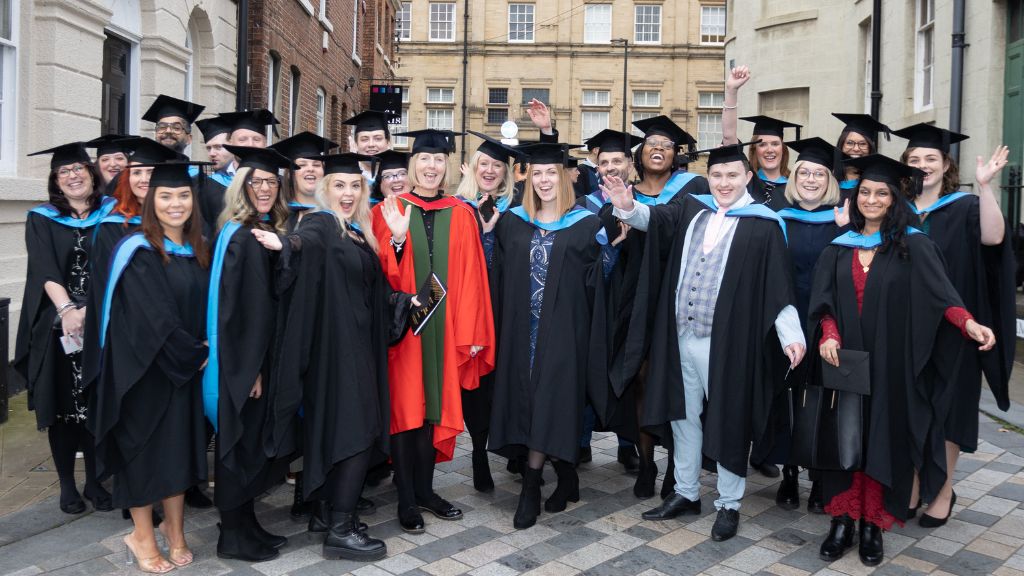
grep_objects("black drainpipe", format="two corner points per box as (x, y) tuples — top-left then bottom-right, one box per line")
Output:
(869, 0), (882, 120)
(460, 0), (469, 165)
(236, 0), (250, 111)
(950, 0), (967, 163)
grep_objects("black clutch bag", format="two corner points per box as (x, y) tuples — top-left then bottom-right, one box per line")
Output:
(820, 350), (870, 395)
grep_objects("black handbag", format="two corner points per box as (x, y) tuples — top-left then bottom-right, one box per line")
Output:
(821, 350), (871, 395)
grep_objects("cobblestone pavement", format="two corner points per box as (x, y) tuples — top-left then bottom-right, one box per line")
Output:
(3, 390), (1024, 575)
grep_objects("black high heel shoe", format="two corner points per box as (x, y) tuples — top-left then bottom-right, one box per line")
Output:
(84, 484), (113, 512)
(59, 480), (85, 514)
(919, 491), (956, 528)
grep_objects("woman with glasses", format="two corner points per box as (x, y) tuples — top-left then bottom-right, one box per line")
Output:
(15, 143), (115, 516)
(892, 124), (1016, 529)
(371, 150), (411, 205)
(831, 114), (891, 200)
(205, 146), (295, 562)
(92, 161), (210, 573)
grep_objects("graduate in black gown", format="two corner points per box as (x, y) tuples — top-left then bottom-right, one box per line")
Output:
(270, 131), (338, 233)
(15, 143), (116, 515)
(372, 149), (411, 204)
(609, 116), (707, 500)
(205, 145), (296, 562)
(252, 153), (416, 561)
(808, 154), (995, 566)
(84, 134), (130, 194)
(893, 124), (1016, 527)
(609, 143), (805, 541)
(739, 116), (801, 211)
(487, 143), (610, 530)
(831, 114), (891, 201)
(92, 161), (211, 572)
(770, 138), (849, 513)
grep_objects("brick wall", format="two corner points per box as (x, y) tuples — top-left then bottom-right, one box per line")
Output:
(358, 0), (401, 109)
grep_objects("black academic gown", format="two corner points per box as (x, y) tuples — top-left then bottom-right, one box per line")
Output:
(915, 196), (1016, 452)
(211, 225), (294, 509)
(488, 213), (609, 464)
(14, 211), (102, 430)
(197, 176), (228, 238)
(276, 212), (408, 500)
(92, 247), (209, 508)
(807, 233), (968, 519)
(628, 196), (795, 476)
(750, 174), (791, 211)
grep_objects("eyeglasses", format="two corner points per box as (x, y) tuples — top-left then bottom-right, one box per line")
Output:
(155, 122), (187, 134)
(248, 177), (280, 189)
(844, 140), (870, 150)
(796, 169), (829, 180)
(57, 165), (87, 179)
(644, 138), (676, 150)
(381, 171), (408, 181)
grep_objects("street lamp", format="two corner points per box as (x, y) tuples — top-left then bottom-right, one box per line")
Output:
(611, 38), (629, 146)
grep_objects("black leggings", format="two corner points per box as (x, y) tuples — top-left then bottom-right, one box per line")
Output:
(390, 425), (435, 508)
(327, 447), (374, 513)
(48, 421), (99, 489)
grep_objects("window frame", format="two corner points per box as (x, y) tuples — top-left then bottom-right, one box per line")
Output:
(634, 5), (662, 45)
(632, 90), (661, 108)
(631, 111), (659, 137)
(700, 5), (727, 45)
(266, 52), (281, 143)
(427, 108), (455, 130)
(429, 2), (457, 42)
(393, 108), (410, 148)
(581, 110), (610, 142)
(508, 3), (535, 43)
(698, 112), (723, 150)
(584, 4), (612, 44)
(0, 0), (18, 173)
(316, 88), (326, 136)
(488, 87), (509, 105)
(397, 2), (411, 41)
(914, 0), (935, 112)
(289, 67), (302, 137)
(521, 88), (550, 106)
(698, 91), (724, 108)
(426, 87), (455, 104)
(582, 89), (611, 107)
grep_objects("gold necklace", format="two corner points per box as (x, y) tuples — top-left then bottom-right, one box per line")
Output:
(858, 248), (877, 273)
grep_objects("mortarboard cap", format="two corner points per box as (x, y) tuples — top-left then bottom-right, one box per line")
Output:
(218, 109), (280, 135)
(832, 113), (891, 143)
(844, 154), (925, 187)
(270, 131), (339, 161)
(394, 129), (462, 155)
(85, 134), (132, 157)
(118, 136), (186, 164)
(142, 95), (204, 125)
(343, 110), (398, 135)
(28, 142), (92, 170)
(222, 145), (295, 173)
(741, 115), (802, 140)
(892, 123), (968, 154)
(323, 152), (377, 175)
(467, 130), (522, 164)
(195, 117), (233, 141)
(516, 142), (583, 166)
(585, 129), (643, 155)
(689, 141), (759, 168)
(132, 161), (212, 189)
(787, 137), (838, 171)
(632, 115), (698, 148)
(376, 150), (409, 171)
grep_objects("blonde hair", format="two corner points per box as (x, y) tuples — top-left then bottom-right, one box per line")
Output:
(217, 166), (289, 233)
(406, 152), (450, 191)
(314, 172), (378, 252)
(522, 164), (575, 220)
(453, 150), (515, 204)
(785, 160), (840, 207)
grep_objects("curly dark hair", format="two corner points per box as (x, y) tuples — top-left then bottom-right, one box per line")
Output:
(848, 181), (913, 259)
(633, 143), (687, 181)
(46, 163), (105, 217)
(900, 147), (960, 197)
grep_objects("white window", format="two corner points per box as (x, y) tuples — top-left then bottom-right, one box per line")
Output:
(429, 2), (456, 42)
(289, 67), (301, 137)
(397, 2), (411, 41)
(633, 90), (661, 108)
(698, 91), (724, 108)
(351, 0), (360, 61)
(584, 4), (612, 44)
(582, 89), (611, 107)
(700, 5), (726, 45)
(698, 112), (723, 149)
(401, 87), (411, 103)
(632, 111), (658, 137)
(914, 0), (934, 111)
(508, 4), (534, 43)
(0, 0), (16, 172)
(184, 21), (196, 101)
(582, 110), (609, 141)
(393, 108), (409, 148)
(316, 88), (326, 136)
(427, 108), (454, 130)
(634, 5), (661, 44)
(427, 87), (454, 103)
(266, 53), (281, 142)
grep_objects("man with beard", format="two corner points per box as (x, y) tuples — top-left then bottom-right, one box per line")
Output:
(142, 95), (204, 156)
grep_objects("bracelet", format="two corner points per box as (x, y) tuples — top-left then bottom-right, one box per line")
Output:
(722, 104), (737, 110)
(56, 301), (75, 317)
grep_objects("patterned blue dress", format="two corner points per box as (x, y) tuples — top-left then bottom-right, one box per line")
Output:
(528, 229), (557, 373)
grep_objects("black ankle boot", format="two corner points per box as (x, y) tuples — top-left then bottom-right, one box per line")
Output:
(217, 509), (278, 562)
(308, 500), (330, 533)
(514, 467), (543, 529)
(545, 461), (580, 512)
(858, 519), (884, 566)
(245, 502), (288, 550)
(83, 482), (113, 512)
(807, 480), (825, 514)
(290, 472), (311, 520)
(775, 465), (800, 510)
(660, 462), (676, 500)
(617, 446), (640, 473)
(818, 514), (855, 561)
(323, 510), (386, 561)
(58, 478), (85, 514)
(472, 449), (495, 492)
(634, 460), (657, 499)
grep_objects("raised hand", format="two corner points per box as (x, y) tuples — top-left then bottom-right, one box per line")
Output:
(726, 66), (751, 92)
(525, 99), (552, 133)
(976, 145), (1010, 187)
(834, 198), (851, 228)
(460, 162), (470, 176)
(599, 174), (634, 211)
(251, 229), (283, 251)
(382, 195), (411, 243)
(479, 207), (500, 234)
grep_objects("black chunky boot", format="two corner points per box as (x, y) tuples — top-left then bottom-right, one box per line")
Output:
(322, 510), (386, 561)
(290, 472), (311, 520)
(818, 514), (855, 561)
(472, 449), (495, 492)
(858, 519), (884, 566)
(217, 507), (278, 562)
(545, 461), (580, 512)
(775, 465), (800, 510)
(308, 500), (330, 533)
(513, 467), (543, 529)
(634, 460), (657, 499)
(245, 500), (288, 550)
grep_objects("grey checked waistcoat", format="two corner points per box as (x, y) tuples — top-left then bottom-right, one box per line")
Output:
(676, 211), (730, 337)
